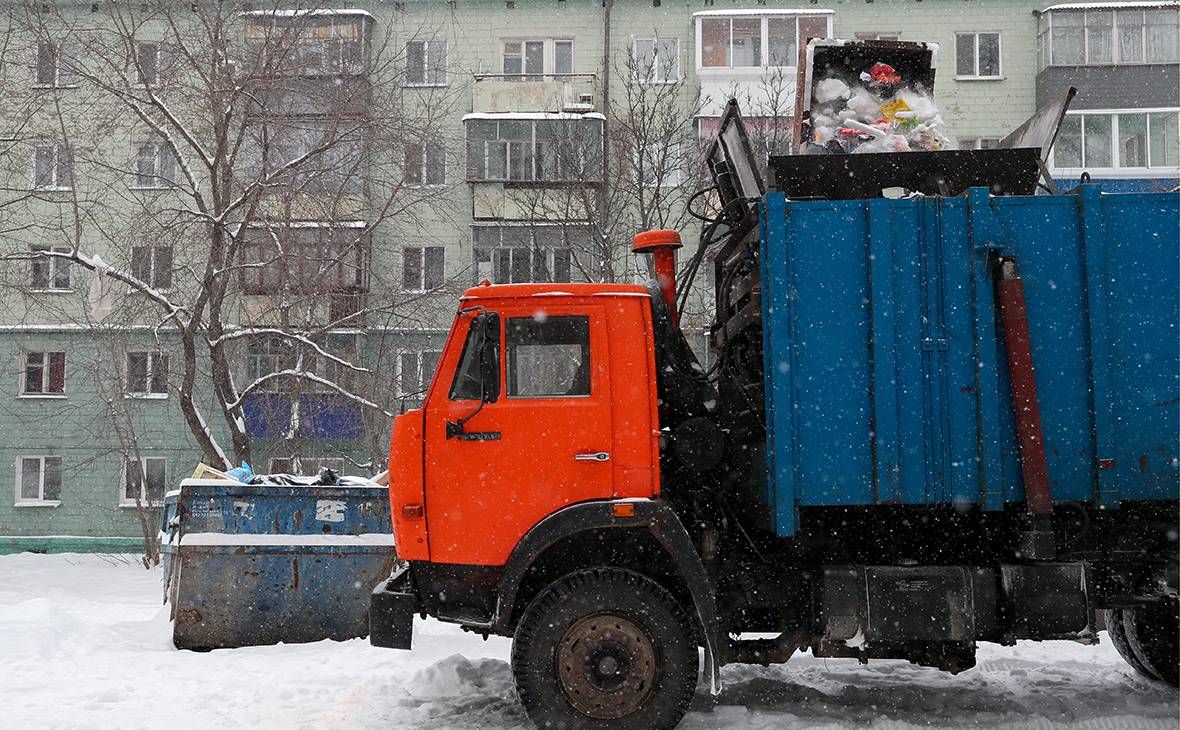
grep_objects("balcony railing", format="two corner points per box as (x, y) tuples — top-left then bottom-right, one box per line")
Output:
(471, 72), (597, 114)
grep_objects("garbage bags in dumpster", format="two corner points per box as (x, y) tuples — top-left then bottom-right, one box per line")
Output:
(161, 478), (396, 650)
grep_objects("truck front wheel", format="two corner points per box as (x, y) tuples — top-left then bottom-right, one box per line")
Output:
(511, 568), (698, 729)
(1121, 599), (1179, 687)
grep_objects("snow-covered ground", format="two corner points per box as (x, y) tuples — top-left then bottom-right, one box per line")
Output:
(1, 553), (1176, 730)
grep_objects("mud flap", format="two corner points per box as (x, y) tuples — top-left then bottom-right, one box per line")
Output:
(369, 564), (417, 650)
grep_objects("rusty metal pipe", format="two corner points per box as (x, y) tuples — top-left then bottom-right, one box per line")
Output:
(997, 257), (1053, 516)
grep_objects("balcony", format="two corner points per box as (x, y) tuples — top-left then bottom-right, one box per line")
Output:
(471, 72), (597, 114)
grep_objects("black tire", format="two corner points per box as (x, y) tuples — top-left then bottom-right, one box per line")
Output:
(1105, 609), (1160, 681)
(1123, 599), (1180, 687)
(511, 568), (699, 730)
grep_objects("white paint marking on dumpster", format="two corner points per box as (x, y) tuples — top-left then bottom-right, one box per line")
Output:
(178, 532), (395, 547)
(315, 500), (347, 522)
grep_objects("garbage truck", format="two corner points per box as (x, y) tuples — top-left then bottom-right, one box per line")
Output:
(370, 39), (1179, 729)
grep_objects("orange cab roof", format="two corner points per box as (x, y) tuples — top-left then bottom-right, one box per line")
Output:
(460, 282), (651, 301)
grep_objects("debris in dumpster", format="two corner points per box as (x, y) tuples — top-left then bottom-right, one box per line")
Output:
(806, 58), (950, 155)
(249, 466), (378, 487)
(190, 462), (237, 482)
(225, 461), (254, 483)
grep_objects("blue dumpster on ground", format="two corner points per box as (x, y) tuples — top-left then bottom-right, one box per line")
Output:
(161, 478), (396, 650)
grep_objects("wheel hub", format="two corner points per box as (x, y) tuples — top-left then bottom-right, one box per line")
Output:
(555, 614), (657, 720)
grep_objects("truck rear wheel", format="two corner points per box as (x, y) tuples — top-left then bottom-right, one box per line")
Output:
(1122, 599), (1179, 687)
(1104, 609), (1159, 681)
(511, 568), (698, 729)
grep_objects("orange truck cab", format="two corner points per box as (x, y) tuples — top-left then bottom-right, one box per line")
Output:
(370, 276), (725, 724)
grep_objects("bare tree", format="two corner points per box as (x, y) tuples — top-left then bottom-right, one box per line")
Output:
(0, 1), (461, 470)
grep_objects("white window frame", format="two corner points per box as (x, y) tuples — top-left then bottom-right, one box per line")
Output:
(632, 36), (680, 83)
(32, 39), (79, 89)
(31, 142), (73, 191)
(1050, 108), (1180, 177)
(404, 141), (446, 186)
(131, 141), (177, 189)
(125, 351), (169, 398)
(402, 246), (445, 292)
(20, 350), (67, 397)
(1040, 8), (1180, 68)
(405, 38), (448, 86)
(29, 246), (71, 291)
(634, 140), (682, 188)
(397, 349), (443, 399)
(954, 31), (1003, 80)
(500, 37), (574, 80)
(958, 136), (1003, 150)
(120, 456), (167, 507)
(15, 455), (62, 507)
(695, 12), (832, 72)
(268, 457), (346, 476)
(130, 245), (173, 291)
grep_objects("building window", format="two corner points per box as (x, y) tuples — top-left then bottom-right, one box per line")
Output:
(244, 336), (357, 394)
(958, 137), (1003, 150)
(698, 13), (829, 69)
(30, 246), (71, 290)
(243, 13), (367, 76)
(269, 457), (346, 476)
(130, 246), (173, 290)
(633, 37), (679, 82)
(398, 350), (442, 399)
(240, 226), (367, 295)
(955, 32), (1002, 79)
(134, 41), (160, 86)
(16, 455), (62, 506)
(406, 39), (447, 85)
(126, 352), (168, 397)
(502, 38), (573, 81)
(22, 351), (66, 396)
(1042, 8), (1179, 67)
(32, 142), (73, 190)
(244, 120), (365, 194)
(402, 246), (445, 292)
(405, 141), (445, 185)
(132, 142), (177, 188)
(34, 40), (78, 87)
(634, 140), (681, 188)
(465, 116), (604, 182)
(1053, 110), (1180, 171)
(473, 225), (583, 284)
(122, 457), (166, 506)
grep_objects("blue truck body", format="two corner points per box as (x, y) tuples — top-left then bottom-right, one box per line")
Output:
(760, 186), (1179, 536)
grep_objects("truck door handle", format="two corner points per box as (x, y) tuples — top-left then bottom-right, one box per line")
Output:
(574, 452), (610, 462)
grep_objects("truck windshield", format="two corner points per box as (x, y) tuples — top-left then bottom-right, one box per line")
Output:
(506, 315), (591, 398)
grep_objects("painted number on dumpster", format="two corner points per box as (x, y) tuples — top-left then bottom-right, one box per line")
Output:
(315, 500), (346, 523)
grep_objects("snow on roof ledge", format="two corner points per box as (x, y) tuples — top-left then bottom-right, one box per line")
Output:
(693, 8), (835, 16)
(1041, 1), (1177, 10)
(240, 8), (374, 19)
(462, 111), (607, 122)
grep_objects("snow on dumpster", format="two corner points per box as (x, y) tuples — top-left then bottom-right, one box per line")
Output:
(160, 469), (395, 650)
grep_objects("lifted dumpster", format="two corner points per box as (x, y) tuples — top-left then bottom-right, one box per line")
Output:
(161, 478), (395, 650)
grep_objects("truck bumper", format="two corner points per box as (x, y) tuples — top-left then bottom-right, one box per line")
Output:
(369, 564), (417, 650)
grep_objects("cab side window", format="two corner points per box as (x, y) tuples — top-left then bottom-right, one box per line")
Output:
(449, 314), (501, 400)
(506, 316), (590, 398)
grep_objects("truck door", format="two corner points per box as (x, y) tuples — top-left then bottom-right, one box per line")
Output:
(423, 305), (614, 566)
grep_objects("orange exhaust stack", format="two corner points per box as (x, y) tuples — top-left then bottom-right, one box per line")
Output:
(633, 229), (683, 325)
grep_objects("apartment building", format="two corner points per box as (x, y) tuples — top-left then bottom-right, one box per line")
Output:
(0, 0), (1176, 551)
